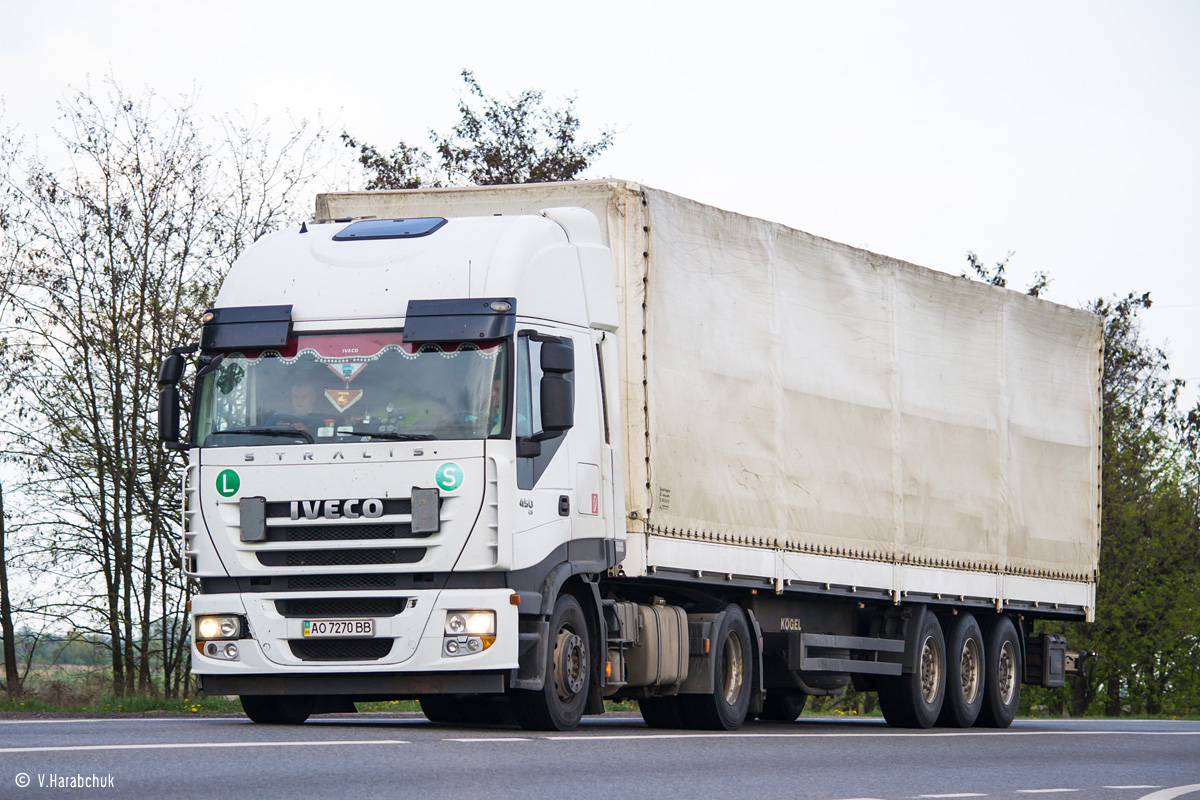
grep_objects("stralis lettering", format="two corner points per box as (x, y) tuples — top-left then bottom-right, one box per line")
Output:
(290, 499), (384, 520)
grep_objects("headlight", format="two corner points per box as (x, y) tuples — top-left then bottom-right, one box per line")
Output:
(445, 610), (494, 636)
(196, 614), (242, 640)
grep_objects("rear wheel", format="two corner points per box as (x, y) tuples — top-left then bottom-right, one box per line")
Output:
(513, 593), (590, 731)
(937, 613), (985, 728)
(977, 615), (1021, 728)
(420, 695), (512, 724)
(758, 693), (807, 723)
(877, 610), (946, 729)
(240, 694), (315, 725)
(639, 696), (685, 728)
(679, 605), (753, 731)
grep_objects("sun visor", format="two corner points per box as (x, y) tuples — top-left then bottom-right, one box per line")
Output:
(200, 305), (293, 350)
(403, 298), (517, 343)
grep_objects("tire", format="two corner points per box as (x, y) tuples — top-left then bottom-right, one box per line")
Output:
(240, 694), (315, 725)
(977, 615), (1021, 728)
(420, 695), (511, 724)
(679, 604), (753, 731)
(639, 696), (685, 728)
(419, 696), (468, 724)
(877, 610), (946, 729)
(513, 593), (590, 731)
(758, 693), (807, 723)
(935, 613), (985, 727)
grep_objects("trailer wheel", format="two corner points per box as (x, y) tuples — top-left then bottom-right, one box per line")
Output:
(976, 615), (1021, 728)
(638, 696), (685, 728)
(240, 694), (315, 725)
(680, 604), (753, 731)
(757, 693), (807, 723)
(937, 613), (985, 728)
(513, 593), (590, 731)
(877, 611), (946, 728)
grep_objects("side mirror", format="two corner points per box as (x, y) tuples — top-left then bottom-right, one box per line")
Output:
(540, 341), (574, 373)
(158, 352), (185, 385)
(157, 345), (196, 450)
(540, 375), (574, 432)
(159, 385), (182, 444)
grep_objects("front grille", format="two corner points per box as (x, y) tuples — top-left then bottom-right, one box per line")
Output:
(257, 548), (426, 567)
(289, 638), (394, 662)
(286, 574), (397, 591)
(275, 598), (409, 618)
(265, 523), (428, 542)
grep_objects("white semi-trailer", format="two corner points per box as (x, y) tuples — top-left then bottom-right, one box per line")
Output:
(158, 180), (1100, 731)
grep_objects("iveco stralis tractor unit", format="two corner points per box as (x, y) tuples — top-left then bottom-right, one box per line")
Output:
(158, 181), (1098, 730)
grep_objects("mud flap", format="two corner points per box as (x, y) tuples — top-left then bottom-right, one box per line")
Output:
(512, 618), (549, 690)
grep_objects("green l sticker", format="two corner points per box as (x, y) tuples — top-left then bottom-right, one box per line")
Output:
(216, 469), (240, 497)
(435, 462), (463, 492)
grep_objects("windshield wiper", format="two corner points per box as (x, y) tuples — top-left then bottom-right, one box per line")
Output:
(214, 427), (315, 443)
(348, 430), (437, 441)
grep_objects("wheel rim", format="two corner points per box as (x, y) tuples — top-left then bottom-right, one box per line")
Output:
(553, 627), (587, 702)
(997, 639), (1016, 706)
(961, 636), (982, 705)
(722, 631), (745, 705)
(919, 634), (941, 704)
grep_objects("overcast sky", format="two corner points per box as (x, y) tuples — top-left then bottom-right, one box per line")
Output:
(2, 0), (1198, 404)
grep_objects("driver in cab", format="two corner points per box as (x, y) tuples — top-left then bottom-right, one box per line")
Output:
(267, 381), (326, 433)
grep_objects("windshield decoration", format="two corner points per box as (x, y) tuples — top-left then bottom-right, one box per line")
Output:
(194, 332), (507, 447)
(328, 362), (368, 382)
(325, 388), (364, 413)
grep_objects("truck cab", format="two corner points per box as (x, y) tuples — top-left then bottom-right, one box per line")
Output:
(160, 209), (624, 727)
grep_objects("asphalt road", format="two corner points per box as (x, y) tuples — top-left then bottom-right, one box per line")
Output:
(0, 714), (1197, 800)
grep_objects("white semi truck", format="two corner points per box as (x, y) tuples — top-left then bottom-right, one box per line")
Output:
(158, 180), (1100, 731)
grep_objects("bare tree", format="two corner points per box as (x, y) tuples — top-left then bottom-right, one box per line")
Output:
(0, 79), (329, 696)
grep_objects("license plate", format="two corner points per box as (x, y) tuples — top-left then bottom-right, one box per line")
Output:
(302, 619), (375, 637)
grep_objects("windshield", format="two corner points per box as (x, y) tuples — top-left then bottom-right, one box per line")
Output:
(194, 332), (507, 447)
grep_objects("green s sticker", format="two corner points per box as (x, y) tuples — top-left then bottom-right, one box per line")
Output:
(435, 462), (463, 492)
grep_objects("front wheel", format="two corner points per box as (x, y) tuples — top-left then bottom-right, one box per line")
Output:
(679, 604), (753, 731)
(240, 694), (315, 725)
(513, 593), (590, 731)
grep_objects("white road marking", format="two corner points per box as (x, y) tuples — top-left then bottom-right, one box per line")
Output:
(1136, 786), (1200, 800)
(547, 731), (1200, 741)
(0, 717), (235, 725)
(1107, 788), (1162, 791)
(917, 794), (988, 798)
(1016, 791), (1079, 795)
(0, 739), (409, 755)
(445, 737), (531, 742)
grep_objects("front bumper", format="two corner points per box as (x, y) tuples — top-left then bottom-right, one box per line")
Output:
(191, 587), (519, 677)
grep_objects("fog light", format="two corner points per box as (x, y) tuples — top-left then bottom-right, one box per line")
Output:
(445, 639), (460, 655)
(467, 638), (481, 653)
(224, 643), (239, 659)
